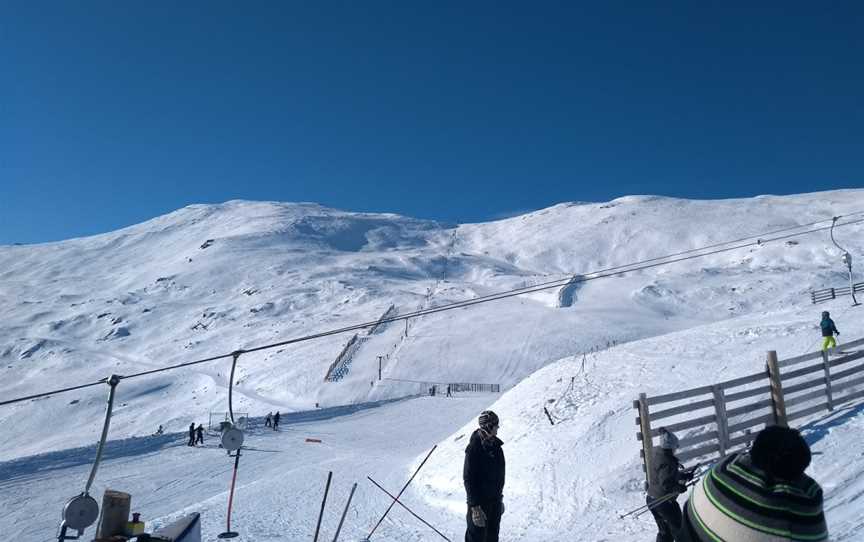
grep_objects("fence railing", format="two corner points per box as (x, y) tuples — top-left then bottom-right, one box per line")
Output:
(381, 378), (500, 394)
(324, 334), (363, 382)
(635, 336), (864, 486)
(811, 282), (864, 304)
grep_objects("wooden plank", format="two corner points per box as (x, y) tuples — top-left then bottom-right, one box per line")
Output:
(786, 401), (830, 423)
(725, 398), (773, 418)
(727, 432), (757, 448)
(713, 385), (729, 457)
(727, 414), (773, 435)
(828, 374), (864, 395)
(833, 387), (864, 408)
(783, 377), (829, 396)
(650, 413), (717, 436)
(647, 384), (714, 406)
(821, 351), (834, 411)
(678, 430), (720, 449)
(766, 351), (788, 427)
(678, 442), (721, 463)
(724, 385), (771, 403)
(830, 363), (864, 382)
(637, 393), (654, 488)
(778, 351), (823, 368)
(649, 398), (716, 422)
(718, 371), (767, 390)
(784, 388), (831, 408)
(829, 350), (864, 368)
(780, 363), (826, 381)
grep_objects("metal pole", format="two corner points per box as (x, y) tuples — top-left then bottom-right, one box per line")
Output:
(368, 445), (437, 538)
(218, 449), (242, 539)
(314, 471), (333, 542)
(332, 483), (357, 542)
(378, 356), (382, 381)
(366, 476), (451, 541)
(85, 374), (120, 495)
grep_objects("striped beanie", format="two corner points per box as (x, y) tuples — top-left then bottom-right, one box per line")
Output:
(683, 452), (827, 541)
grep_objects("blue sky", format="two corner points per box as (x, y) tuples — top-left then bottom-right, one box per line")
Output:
(2, 1), (862, 243)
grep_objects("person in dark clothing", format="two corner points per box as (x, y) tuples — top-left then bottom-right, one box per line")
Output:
(265, 412), (273, 428)
(273, 411), (280, 430)
(188, 422), (196, 446)
(820, 311), (840, 352)
(463, 410), (505, 542)
(446, 385), (452, 397)
(646, 427), (692, 542)
(195, 424), (204, 445)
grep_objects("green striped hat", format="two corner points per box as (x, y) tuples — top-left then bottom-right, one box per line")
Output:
(684, 452), (827, 541)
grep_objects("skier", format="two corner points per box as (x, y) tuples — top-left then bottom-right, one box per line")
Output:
(446, 384), (452, 397)
(820, 311), (840, 352)
(188, 422), (196, 446)
(155, 425), (164, 435)
(195, 424), (204, 445)
(678, 426), (827, 541)
(646, 427), (692, 542)
(463, 410), (505, 542)
(265, 412), (273, 428)
(273, 411), (280, 430)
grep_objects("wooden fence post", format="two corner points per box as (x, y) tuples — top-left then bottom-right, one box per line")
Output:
(637, 393), (654, 488)
(821, 350), (835, 411)
(766, 351), (788, 427)
(712, 385), (729, 457)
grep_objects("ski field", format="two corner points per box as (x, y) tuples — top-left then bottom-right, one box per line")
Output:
(2, 190), (864, 540)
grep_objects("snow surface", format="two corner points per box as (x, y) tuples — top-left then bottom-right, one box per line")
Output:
(2, 191), (864, 540)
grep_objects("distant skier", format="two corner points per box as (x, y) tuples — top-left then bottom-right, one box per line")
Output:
(820, 311), (840, 352)
(678, 426), (827, 541)
(155, 425), (164, 435)
(446, 385), (452, 397)
(273, 411), (280, 430)
(463, 410), (505, 542)
(188, 422), (196, 446)
(646, 427), (693, 542)
(265, 412), (273, 428)
(195, 424), (204, 445)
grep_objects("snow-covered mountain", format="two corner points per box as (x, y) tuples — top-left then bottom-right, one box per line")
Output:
(2, 190), (864, 540)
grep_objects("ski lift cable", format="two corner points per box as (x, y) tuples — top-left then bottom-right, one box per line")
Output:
(3, 215), (864, 409)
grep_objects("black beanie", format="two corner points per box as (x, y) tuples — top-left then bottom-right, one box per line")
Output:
(750, 425), (811, 480)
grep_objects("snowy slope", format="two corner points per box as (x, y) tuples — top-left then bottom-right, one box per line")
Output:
(2, 190), (864, 540)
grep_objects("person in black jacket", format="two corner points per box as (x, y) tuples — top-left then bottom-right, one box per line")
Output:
(188, 422), (196, 446)
(195, 424), (204, 445)
(646, 427), (693, 542)
(463, 410), (505, 542)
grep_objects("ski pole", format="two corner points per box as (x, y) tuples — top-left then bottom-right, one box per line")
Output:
(619, 490), (678, 520)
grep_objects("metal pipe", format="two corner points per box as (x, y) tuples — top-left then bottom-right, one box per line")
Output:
(227, 351), (242, 425)
(84, 375), (120, 495)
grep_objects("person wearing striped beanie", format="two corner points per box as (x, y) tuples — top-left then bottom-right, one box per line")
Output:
(679, 425), (828, 542)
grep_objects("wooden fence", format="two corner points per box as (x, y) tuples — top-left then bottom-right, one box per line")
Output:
(811, 282), (864, 304)
(635, 337), (864, 485)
